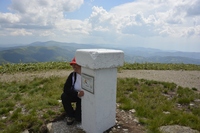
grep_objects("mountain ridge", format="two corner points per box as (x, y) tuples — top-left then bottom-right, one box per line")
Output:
(0, 41), (200, 65)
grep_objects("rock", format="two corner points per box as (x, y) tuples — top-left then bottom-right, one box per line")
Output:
(177, 103), (181, 107)
(9, 111), (13, 114)
(121, 110), (125, 113)
(163, 111), (170, 114)
(133, 118), (139, 123)
(2, 116), (7, 120)
(112, 127), (116, 131)
(159, 125), (200, 133)
(129, 109), (136, 113)
(123, 128), (129, 132)
(22, 129), (29, 133)
(190, 103), (195, 106)
(194, 99), (200, 103)
(47, 123), (53, 133)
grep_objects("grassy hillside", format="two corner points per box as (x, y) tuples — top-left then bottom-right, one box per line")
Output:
(0, 62), (200, 133)
(0, 46), (74, 64)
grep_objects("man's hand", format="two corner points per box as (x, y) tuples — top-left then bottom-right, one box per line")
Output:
(78, 90), (84, 97)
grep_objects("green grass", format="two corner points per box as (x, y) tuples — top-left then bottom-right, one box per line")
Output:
(119, 62), (200, 71)
(1, 62), (200, 74)
(0, 61), (72, 73)
(0, 76), (65, 133)
(117, 78), (200, 133)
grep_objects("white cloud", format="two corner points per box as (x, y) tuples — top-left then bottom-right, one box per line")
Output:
(86, 6), (121, 43)
(182, 25), (200, 37)
(39, 30), (55, 37)
(57, 19), (91, 35)
(1, 0), (83, 30)
(107, 0), (200, 38)
(89, 6), (115, 30)
(62, 0), (84, 12)
(0, 13), (20, 24)
(0, 0), (199, 52)
(10, 29), (32, 36)
(77, 0), (199, 51)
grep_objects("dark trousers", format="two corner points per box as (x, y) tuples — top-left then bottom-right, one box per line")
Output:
(61, 93), (81, 121)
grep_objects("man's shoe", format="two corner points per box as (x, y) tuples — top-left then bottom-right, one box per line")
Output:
(67, 117), (74, 125)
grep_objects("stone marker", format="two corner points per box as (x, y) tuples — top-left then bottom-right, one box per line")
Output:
(76, 49), (124, 133)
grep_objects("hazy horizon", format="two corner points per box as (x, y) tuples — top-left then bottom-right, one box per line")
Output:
(1, 40), (200, 53)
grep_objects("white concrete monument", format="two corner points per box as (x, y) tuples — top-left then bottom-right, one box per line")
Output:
(76, 49), (124, 133)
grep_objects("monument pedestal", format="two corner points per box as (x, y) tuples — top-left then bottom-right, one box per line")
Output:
(76, 49), (124, 133)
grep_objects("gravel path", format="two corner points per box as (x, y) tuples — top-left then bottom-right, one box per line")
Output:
(118, 70), (200, 90)
(1, 70), (200, 90)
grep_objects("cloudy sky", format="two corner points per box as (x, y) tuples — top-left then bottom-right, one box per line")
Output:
(0, 0), (200, 52)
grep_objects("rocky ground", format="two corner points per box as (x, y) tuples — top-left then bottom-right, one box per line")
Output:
(1, 70), (200, 133)
(46, 107), (146, 133)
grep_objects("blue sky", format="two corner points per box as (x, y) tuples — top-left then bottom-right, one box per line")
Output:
(0, 0), (200, 52)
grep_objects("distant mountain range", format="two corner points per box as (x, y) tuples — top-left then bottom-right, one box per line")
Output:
(0, 41), (200, 65)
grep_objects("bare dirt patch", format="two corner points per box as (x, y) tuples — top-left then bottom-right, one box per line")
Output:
(1, 70), (199, 90)
(118, 70), (200, 91)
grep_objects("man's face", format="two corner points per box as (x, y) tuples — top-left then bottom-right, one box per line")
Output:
(71, 64), (81, 72)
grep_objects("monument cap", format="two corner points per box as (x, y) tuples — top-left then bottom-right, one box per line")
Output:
(70, 57), (77, 65)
